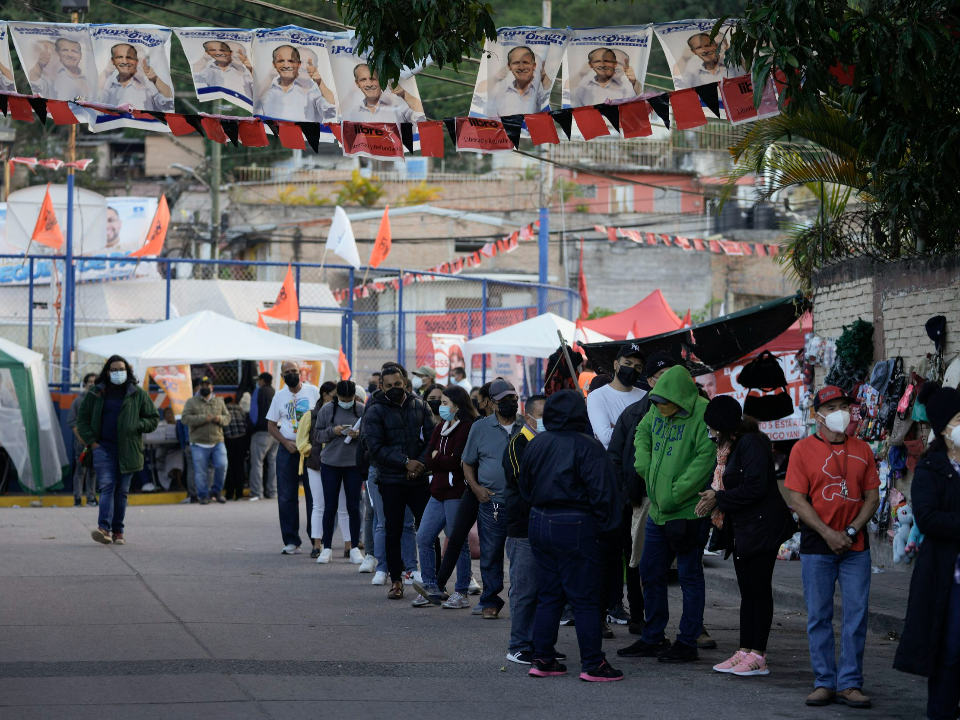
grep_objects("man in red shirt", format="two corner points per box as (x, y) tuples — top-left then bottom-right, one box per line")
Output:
(785, 386), (881, 710)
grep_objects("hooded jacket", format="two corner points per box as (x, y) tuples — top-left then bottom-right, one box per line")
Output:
(518, 390), (621, 534)
(634, 366), (716, 525)
(608, 395), (652, 504)
(361, 388), (435, 485)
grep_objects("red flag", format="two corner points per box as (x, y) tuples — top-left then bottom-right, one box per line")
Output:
(260, 264), (299, 321)
(524, 112), (560, 145)
(200, 117), (228, 144)
(128, 195), (170, 258)
(669, 88), (708, 130)
(619, 100), (652, 138)
(165, 114), (200, 136)
(256, 312), (270, 331)
(238, 120), (269, 147)
(571, 106), (610, 141)
(578, 237), (589, 319)
(682, 310), (692, 328)
(416, 121), (445, 157)
(31, 184), (64, 249)
(277, 122), (305, 150)
(46, 100), (80, 125)
(573, 318), (588, 354)
(338, 346), (352, 380)
(368, 205), (392, 268)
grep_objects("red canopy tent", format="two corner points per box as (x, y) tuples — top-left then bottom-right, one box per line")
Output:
(581, 289), (684, 341)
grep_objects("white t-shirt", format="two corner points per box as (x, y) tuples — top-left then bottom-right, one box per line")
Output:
(586, 383), (647, 449)
(457, 378), (474, 393)
(265, 382), (320, 440)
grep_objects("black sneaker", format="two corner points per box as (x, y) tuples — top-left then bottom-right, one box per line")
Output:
(559, 605), (575, 626)
(73, 498), (82, 507)
(580, 660), (625, 682)
(606, 604), (630, 625)
(411, 580), (443, 606)
(87, 498), (98, 506)
(617, 637), (671, 658)
(310, 547), (321, 559)
(189, 496), (199, 504)
(507, 651), (533, 665)
(528, 658), (567, 677)
(628, 620), (644, 636)
(658, 641), (699, 663)
(199, 497), (209, 505)
(601, 621), (615, 639)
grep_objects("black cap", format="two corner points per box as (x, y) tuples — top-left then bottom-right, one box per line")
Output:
(616, 342), (645, 361)
(926, 315), (947, 351)
(920, 381), (960, 436)
(704, 395), (743, 434)
(646, 351), (679, 376)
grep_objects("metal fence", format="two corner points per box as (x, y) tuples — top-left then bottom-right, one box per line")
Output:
(0, 254), (580, 392)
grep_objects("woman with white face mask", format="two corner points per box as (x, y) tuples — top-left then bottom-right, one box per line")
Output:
(75, 354), (160, 546)
(308, 379), (366, 565)
(895, 382), (960, 719)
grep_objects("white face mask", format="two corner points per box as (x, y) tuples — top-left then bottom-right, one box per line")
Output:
(947, 424), (960, 448)
(109, 370), (127, 385)
(535, 418), (546, 433)
(819, 409), (851, 434)
(411, 375), (423, 391)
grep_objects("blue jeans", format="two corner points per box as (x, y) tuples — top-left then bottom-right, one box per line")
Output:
(801, 550), (871, 691)
(639, 517), (709, 648)
(477, 498), (507, 611)
(367, 467), (416, 574)
(93, 445), (132, 534)
(417, 497), (471, 592)
(529, 507), (604, 671)
(276, 446), (313, 548)
(190, 443), (227, 499)
(506, 536), (539, 655)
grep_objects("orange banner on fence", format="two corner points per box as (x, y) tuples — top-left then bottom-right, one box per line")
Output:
(149, 365), (193, 415)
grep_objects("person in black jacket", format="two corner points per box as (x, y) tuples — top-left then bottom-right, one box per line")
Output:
(519, 390), (624, 682)
(894, 383), (960, 720)
(362, 364), (435, 600)
(248, 372), (278, 500)
(694, 395), (795, 678)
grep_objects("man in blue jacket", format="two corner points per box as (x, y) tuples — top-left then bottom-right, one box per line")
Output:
(519, 390), (624, 682)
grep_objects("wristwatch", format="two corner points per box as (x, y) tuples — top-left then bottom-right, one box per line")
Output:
(403, 456), (410, 466)
(844, 525), (858, 539)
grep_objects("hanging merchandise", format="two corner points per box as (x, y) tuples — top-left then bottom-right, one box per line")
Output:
(825, 319), (874, 394)
(877, 357), (905, 431)
(736, 350), (793, 422)
(868, 358), (896, 396)
(174, 28), (256, 112)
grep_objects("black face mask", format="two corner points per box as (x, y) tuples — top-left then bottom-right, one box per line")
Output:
(385, 386), (406, 404)
(471, 398), (480, 411)
(367, 383), (378, 394)
(427, 399), (441, 415)
(283, 372), (300, 388)
(497, 399), (519, 418)
(616, 365), (639, 387)
(199, 387), (211, 397)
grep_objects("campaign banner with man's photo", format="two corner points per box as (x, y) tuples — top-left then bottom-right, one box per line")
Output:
(469, 27), (571, 120)
(328, 35), (426, 131)
(174, 27), (255, 111)
(88, 24), (176, 132)
(561, 26), (652, 109)
(0, 23), (19, 94)
(8, 21), (99, 122)
(251, 25), (341, 135)
(653, 19), (743, 93)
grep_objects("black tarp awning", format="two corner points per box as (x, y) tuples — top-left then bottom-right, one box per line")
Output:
(582, 292), (811, 377)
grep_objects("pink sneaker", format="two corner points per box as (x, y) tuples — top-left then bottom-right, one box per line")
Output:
(713, 650), (747, 673)
(731, 652), (769, 676)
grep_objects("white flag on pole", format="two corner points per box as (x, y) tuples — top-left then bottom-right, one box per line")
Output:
(328, 206), (361, 269)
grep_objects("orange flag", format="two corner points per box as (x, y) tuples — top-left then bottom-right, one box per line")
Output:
(260, 263), (299, 321)
(31, 184), (64, 249)
(368, 205), (391, 268)
(128, 195), (170, 258)
(338, 346), (351, 380)
(256, 312), (270, 330)
(682, 309), (692, 328)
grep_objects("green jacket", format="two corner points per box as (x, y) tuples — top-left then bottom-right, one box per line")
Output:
(76, 382), (160, 474)
(181, 394), (230, 445)
(634, 366), (716, 524)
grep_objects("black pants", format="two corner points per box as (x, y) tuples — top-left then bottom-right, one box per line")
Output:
(733, 549), (778, 652)
(436, 489), (480, 589)
(224, 436), (248, 500)
(600, 506), (644, 622)
(928, 575), (960, 720)
(379, 482), (431, 583)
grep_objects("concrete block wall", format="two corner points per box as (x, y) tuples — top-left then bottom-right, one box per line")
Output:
(811, 276), (875, 341)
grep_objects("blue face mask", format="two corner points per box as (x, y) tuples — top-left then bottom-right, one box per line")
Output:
(338, 400), (354, 410)
(536, 418), (546, 433)
(439, 405), (455, 421)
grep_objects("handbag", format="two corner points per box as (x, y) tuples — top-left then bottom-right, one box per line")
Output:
(743, 389), (794, 422)
(877, 357), (905, 430)
(737, 350), (788, 389)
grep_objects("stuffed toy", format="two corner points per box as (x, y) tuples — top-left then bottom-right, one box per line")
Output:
(904, 518), (925, 558)
(893, 505), (917, 563)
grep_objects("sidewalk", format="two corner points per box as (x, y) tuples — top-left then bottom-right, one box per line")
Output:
(703, 553), (911, 635)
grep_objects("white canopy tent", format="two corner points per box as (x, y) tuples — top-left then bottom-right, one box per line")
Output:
(77, 310), (340, 379)
(463, 312), (612, 359)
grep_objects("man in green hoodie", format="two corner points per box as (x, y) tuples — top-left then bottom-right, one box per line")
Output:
(620, 365), (716, 663)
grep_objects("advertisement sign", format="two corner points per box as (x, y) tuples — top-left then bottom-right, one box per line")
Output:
(720, 75), (780, 125)
(429, 333), (467, 386)
(455, 117), (514, 154)
(492, 353), (524, 394)
(470, 27), (570, 119)
(713, 349), (805, 441)
(149, 365), (193, 416)
(561, 26), (651, 109)
(653, 20), (744, 91)
(0, 22), (18, 93)
(174, 27), (255, 111)
(341, 121), (405, 160)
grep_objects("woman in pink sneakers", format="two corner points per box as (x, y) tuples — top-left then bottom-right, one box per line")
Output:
(695, 396), (796, 677)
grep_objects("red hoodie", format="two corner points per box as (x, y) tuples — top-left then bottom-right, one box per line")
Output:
(424, 417), (475, 501)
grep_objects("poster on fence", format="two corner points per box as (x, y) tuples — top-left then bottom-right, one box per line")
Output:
(561, 26), (651, 108)
(149, 365), (193, 416)
(470, 27), (571, 119)
(88, 24), (176, 132)
(429, 333), (467, 386)
(653, 19), (743, 92)
(0, 22), (18, 94)
(174, 27), (255, 111)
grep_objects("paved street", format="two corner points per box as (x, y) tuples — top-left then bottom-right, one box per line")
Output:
(1, 501), (925, 719)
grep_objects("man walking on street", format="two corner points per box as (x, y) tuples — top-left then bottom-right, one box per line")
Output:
(181, 376), (230, 504)
(519, 390), (624, 681)
(267, 362), (320, 554)
(248, 372), (277, 501)
(786, 386), (880, 709)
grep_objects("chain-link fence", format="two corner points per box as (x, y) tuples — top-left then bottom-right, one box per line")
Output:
(0, 255), (580, 392)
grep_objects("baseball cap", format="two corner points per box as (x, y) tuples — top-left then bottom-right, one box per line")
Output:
(199, 375), (212, 384)
(489, 378), (517, 401)
(813, 385), (855, 411)
(413, 365), (437, 380)
(645, 351), (679, 376)
(616, 342), (645, 361)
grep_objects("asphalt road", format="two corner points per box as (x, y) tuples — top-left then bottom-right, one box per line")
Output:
(0, 500), (926, 719)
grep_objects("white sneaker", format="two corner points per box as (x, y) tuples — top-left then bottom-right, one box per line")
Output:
(358, 554), (376, 573)
(248, 496), (260, 502)
(403, 570), (421, 586)
(281, 544), (300, 555)
(349, 547), (365, 565)
(317, 548), (333, 564)
(468, 576), (482, 595)
(372, 571), (388, 586)
(140, 482), (156, 492)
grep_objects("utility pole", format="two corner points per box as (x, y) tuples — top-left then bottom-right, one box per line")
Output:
(61, 6), (80, 396)
(210, 101), (222, 278)
(536, 0), (552, 316)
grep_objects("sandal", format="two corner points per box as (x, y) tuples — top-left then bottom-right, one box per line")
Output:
(387, 581), (404, 600)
